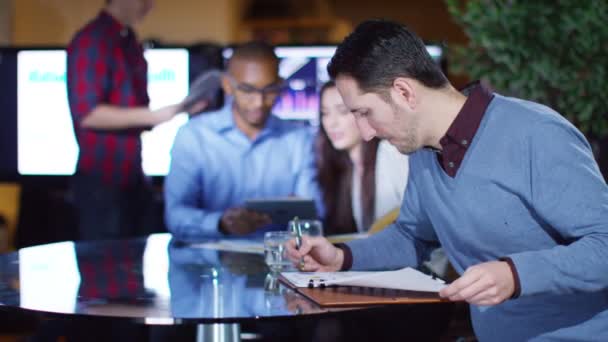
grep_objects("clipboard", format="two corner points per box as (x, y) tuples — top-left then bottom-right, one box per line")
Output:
(279, 267), (450, 307)
(290, 285), (448, 307)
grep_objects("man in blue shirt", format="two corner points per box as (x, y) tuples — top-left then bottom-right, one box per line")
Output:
(287, 20), (608, 341)
(165, 42), (320, 240)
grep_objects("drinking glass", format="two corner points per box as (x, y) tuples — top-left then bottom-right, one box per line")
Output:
(288, 219), (324, 237)
(263, 231), (293, 273)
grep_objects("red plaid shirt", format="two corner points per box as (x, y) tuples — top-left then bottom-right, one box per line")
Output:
(76, 240), (147, 302)
(67, 11), (149, 186)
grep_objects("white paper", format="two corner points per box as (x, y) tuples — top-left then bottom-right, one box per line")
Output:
(282, 267), (446, 292)
(191, 240), (264, 255)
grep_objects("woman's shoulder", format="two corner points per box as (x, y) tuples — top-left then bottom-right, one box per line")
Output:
(375, 139), (409, 186)
(377, 140), (409, 164)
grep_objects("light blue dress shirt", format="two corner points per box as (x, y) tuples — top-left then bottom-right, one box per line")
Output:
(164, 102), (321, 240)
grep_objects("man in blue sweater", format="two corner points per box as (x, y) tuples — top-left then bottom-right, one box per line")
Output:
(287, 20), (608, 341)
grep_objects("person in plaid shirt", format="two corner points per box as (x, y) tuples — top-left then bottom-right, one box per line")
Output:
(67, 0), (182, 241)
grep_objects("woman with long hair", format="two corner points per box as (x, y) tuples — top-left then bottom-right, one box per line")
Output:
(315, 81), (409, 235)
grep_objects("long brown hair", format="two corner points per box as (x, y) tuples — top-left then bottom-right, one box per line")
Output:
(315, 81), (379, 234)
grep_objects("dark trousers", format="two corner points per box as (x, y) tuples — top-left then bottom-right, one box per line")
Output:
(71, 173), (161, 241)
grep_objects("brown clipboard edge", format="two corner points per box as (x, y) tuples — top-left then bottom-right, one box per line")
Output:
(279, 274), (450, 308)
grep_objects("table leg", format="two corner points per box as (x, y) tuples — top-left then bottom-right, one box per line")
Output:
(196, 323), (241, 342)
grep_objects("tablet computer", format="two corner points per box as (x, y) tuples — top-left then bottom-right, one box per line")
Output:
(245, 198), (318, 225)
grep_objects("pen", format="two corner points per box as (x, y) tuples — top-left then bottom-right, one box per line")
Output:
(293, 216), (305, 269)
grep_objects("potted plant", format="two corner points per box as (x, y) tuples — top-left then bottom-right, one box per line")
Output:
(446, 0), (608, 178)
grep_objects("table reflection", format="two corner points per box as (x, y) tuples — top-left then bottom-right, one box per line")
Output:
(0, 233), (331, 323)
(168, 242), (292, 319)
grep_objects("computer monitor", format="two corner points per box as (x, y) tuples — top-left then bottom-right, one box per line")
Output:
(222, 44), (444, 124)
(12, 43), (444, 178)
(16, 47), (190, 177)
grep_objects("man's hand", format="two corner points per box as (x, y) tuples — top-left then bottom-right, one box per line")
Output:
(439, 261), (515, 306)
(149, 103), (182, 126)
(285, 235), (343, 272)
(219, 208), (271, 236)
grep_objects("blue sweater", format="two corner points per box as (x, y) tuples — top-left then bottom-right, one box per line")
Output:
(346, 94), (608, 341)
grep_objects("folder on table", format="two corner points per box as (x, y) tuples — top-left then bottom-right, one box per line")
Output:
(279, 267), (450, 307)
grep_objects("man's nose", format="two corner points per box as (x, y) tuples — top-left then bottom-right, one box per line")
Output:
(250, 92), (264, 107)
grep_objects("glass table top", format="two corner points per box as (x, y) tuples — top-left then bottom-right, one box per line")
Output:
(0, 233), (345, 324)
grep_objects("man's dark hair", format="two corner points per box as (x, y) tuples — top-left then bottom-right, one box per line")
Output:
(327, 19), (448, 95)
(227, 41), (279, 72)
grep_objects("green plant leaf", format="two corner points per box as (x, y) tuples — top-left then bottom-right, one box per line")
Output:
(445, 0), (608, 137)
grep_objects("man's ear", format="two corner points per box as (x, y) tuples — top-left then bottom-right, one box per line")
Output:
(221, 75), (234, 96)
(391, 77), (417, 110)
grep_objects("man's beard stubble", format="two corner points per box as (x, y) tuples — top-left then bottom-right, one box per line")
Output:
(390, 102), (419, 155)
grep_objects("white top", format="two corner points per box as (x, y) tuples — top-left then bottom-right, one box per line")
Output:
(352, 140), (409, 232)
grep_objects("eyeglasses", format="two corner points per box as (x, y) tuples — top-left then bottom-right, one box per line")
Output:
(228, 76), (285, 98)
